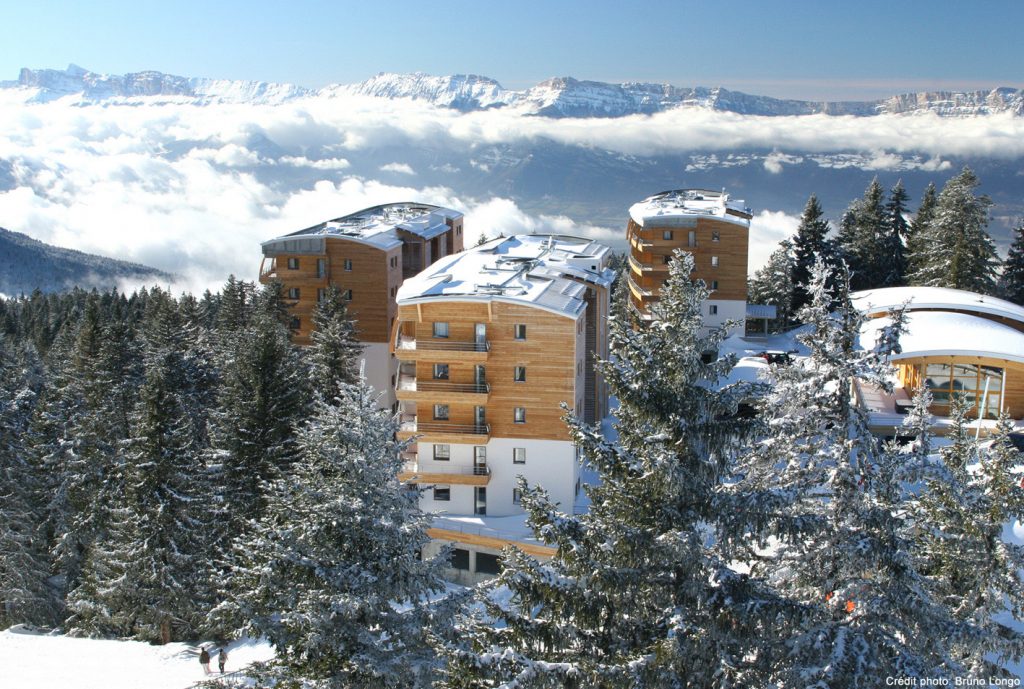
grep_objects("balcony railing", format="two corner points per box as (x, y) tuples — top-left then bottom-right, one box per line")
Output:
(397, 374), (490, 395)
(398, 418), (491, 437)
(396, 335), (490, 353)
(401, 462), (491, 477)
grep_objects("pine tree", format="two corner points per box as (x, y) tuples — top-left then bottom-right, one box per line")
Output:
(907, 168), (999, 292)
(884, 179), (911, 285)
(748, 239), (795, 332)
(905, 182), (937, 278)
(309, 285), (363, 403)
(223, 385), (445, 688)
(441, 251), (787, 688)
(726, 260), (992, 683)
(0, 338), (56, 627)
(909, 401), (1024, 679)
(837, 177), (890, 290)
(997, 222), (1024, 306)
(791, 194), (834, 311)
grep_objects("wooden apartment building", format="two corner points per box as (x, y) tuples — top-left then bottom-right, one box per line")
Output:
(626, 188), (752, 331)
(259, 202), (464, 407)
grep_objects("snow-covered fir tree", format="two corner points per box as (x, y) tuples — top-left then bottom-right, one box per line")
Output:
(748, 238), (795, 332)
(309, 284), (363, 402)
(837, 177), (890, 290)
(998, 222), (1024, 306)
(724, 259), (1007, 683)
(0, 337), (56, 627)
(907, 167), (999, 292)
(884, 179), (911, 286)
(791, 194), (836, 312)
(904, 182), (937, 279)
(440, 252), (788, 688)
(908, 397), (1024, 679)
(222, 384), (445, 688)
(68, 291), (218, 642)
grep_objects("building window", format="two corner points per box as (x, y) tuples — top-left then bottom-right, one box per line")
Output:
(343, 258), (353, 271)
(316, 258), (326, 277)
(662, 255), (671, 265)
(711, 256), (719, 268)
(922, 362), (1003, 418)
(712, 230), (720, 242)
(433, 363), (450, 380)
(513, 488), (522, 505)
(514, 324), (526, 340)
(433, 404), (449, 420)
(433, 322), (449, 338)
(513, 447), (526, 465)
(514, 366), (526, 382)
(342, 289), (353, 300)
(434, 485), (451, 502)
(514, 407), (526, 424)
(433, 444), (451, 461)
(390, 287), (397, 297)
(450, 547), (469, 570)
(662, 230), (673, 241)
(709, 305), (719, 315)
(288, 287), (300, 299)
(710, 280), (719, 290)
(317, 288), (327, 302)
(289, 317), (301, 330)
(287, 257), (299, 270)
(687, 230), (696, 247)
(476, 552), (501, 575)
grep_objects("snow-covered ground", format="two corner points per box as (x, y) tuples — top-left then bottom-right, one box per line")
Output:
(0, 628), (274, 689)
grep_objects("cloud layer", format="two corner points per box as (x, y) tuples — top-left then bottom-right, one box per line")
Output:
(0, 92), (1020, 293)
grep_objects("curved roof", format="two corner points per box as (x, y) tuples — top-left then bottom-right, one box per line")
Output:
(397, 234), (614, 318)
(628, 188), (752, 229)
(859, 310), (1024, 366)
(851, 286), (1024, 327)
(262, 202), (462, 253)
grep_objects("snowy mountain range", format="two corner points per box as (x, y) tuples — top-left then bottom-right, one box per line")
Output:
(5, 64), (1023, 118)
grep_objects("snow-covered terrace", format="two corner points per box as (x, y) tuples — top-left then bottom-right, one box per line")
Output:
(628, 188), (752, 229)
(397, 234), (615, 318)
(262, 202), (462, 253)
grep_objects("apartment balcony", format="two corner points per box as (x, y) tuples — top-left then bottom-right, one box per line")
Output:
(396, 374), (490, 403)
(396, 415), (491, 443)
(394, 335), (490, 363)
(626, 274), (655, 301)
(397, 461), (492, 486)
(258, 257), (278, 282)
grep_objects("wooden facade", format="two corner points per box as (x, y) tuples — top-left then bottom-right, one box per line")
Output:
(259, 209), (464, 345)
(394, 299), (583, 444)
(626, 211), (750, 319)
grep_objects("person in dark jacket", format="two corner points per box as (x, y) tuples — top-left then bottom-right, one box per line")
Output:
(199, 647), (211, 674)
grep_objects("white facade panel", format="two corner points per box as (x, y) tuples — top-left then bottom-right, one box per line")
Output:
(360, 342), (397, 409)
(702, 299), (746, 334)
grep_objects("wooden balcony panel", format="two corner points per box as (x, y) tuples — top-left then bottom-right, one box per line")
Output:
(396, 419), (491, 444)
(394, 336), (490, 362)
(395, 376), (490, 403)
(397, 462), (491, 486)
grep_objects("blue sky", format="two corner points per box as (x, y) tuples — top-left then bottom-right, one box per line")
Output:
(3, 0), (1023, 99)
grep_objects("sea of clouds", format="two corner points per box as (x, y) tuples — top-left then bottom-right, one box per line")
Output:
(1, 90), (1021, 294)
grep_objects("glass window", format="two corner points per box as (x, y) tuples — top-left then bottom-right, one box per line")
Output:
(316, 258), (326, 277)
(433, 363), (449, 380)
(343, 258), (353, 271)
(433, 404), (449, 420)
(711, 256), (719, 268)
(289, 317), (300, 330)
(921, 362), (1003, 417)
(709, 305), (718, 315)
(711, 280), (719, 290)
(434, 486), (451, 502)
(513, 448), (526, 464)
(287, 257), (299, 270)
(433, 444), (450, 461)
(317, 288), (326, 302)
(475, 552), (501, 575)
(514, 366), (526, 382)
(662, 230), (673, 241)
(513, 488), (522, 504)
(514, 407), (526, 424)
(288, 287), (300, 299)
(712, 230), (720, 242)
(450, 548), (469, 569)
(342, 289), (352, 300)
(433, 322), (449, 338)
(514, 324), (527, 340)
(662, 255), (671, 264)
(687, 230), (696, 247)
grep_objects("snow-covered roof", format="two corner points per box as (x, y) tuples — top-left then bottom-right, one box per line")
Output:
(859, 311), (1024, 366)
(261, 202), (463, 254)
(628, 188), (752, 229)
(851, 286), (1024, 328)
(397, 234), (614, 318)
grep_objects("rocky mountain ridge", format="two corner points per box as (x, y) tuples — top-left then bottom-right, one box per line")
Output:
(4, 65), (1022, 117)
